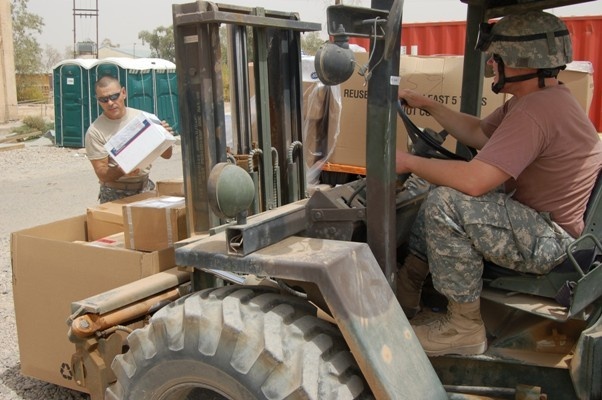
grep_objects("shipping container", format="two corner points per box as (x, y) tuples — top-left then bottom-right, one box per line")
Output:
(350, 16), (602, 131)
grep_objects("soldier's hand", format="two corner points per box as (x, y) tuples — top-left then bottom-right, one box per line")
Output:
(124, 168), (141, 177)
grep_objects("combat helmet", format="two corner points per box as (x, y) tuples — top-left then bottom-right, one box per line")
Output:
(476, 11), (572, 93)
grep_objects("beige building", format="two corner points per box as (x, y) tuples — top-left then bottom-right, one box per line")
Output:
(0, 0), (18, 122)
(98, 45), (151, 59)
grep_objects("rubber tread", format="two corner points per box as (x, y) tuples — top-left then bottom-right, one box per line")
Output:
(106, 285), (373, 400)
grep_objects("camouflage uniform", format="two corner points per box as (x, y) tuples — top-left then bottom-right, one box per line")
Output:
(409, 186), (574, 303)
(98, 179), (156, 203)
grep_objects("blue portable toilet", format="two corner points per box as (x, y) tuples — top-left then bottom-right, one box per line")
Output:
(52, 59), (97, 148)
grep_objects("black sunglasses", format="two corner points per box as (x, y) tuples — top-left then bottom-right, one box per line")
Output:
(97, 91), (122, 103)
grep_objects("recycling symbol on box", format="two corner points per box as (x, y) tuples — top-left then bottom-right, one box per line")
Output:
(60, 362), (73, 380)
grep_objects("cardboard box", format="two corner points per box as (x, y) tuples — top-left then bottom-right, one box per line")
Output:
(86, 232), (126, 248)
(104, 112), (176, 174)
(557, 61), (594, 115)
(86, 191), (157, 241)
(11, 215), (176, 392)
(157, 178), (185, 197)
(325, 53), (506, 168)
(123, 196), (188, 251)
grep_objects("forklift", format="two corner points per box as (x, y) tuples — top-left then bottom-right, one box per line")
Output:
(67, 0), (602, 398)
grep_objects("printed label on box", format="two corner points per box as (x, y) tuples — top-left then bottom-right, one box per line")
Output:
(108, 119), (152, 157)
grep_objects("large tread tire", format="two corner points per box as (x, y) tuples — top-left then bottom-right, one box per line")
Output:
(106, 285), (373, 400)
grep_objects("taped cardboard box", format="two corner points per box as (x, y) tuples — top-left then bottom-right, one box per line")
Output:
(157, 178), (185, 197)
(86, 191), (157, 241)
(104, 112), (176, 174)
(123, 196), (188, 251)
(11, 215), (175, 393)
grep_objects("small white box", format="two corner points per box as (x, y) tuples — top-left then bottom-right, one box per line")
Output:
(104, 112), (176, 174)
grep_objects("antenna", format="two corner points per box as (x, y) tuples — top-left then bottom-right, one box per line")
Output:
(73, 0), (99, 58)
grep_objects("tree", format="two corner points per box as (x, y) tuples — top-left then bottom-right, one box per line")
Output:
(12, 0), (45, 101)
(63, 45), (73, 60)
(138, 26), (175, 62)
(43, 45), (61, 72)
(101, 38), (119, 48)
(11, 0), (43, 75)
(301, 32), (326, 56)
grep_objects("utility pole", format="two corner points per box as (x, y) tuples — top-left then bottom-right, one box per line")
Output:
(73, 0), (99, 58)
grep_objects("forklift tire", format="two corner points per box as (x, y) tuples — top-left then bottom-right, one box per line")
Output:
(106, 285), (373, 400)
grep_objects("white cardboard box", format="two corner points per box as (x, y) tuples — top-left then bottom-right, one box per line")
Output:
(104, 112), (176, 173)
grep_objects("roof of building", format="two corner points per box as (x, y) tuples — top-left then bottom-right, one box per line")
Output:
(52, 57), (175, 71)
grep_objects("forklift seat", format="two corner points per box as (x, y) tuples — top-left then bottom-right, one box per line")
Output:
(482, 171), (602, 320)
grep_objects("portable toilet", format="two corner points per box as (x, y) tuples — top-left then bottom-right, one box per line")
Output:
(89, 58), (179, 135)
(89, 59), (123, 122)
(52, 57), (179, 148)
(52, 59), (97, 148)
(123, 59), (156, 115)
(148, 58), (180, 134)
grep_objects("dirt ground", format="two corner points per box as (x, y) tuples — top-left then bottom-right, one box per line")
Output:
(0, 106), (184, 399)
(0, 102), (183, 232)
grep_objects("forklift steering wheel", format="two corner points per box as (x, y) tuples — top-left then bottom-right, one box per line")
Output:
(396, 100), (472, 162)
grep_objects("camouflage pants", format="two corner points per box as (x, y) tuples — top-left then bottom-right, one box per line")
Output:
(409, 186), (574, 303)
(98, 180), (156, 204)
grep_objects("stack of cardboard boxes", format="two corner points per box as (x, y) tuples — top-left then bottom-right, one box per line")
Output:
(11, 185), (187, 392)
(303, 53), (595, 174)
(11, 111), (185, 393)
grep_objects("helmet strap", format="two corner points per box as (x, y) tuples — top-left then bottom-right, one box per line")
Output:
(492, 56), (563, 93)
(536, 67), (564, 88)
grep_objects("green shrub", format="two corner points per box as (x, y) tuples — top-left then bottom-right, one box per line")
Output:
(17, 86), (45, 102)
(22, 115), (47, 132)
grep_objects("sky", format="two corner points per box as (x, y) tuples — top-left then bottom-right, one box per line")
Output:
(27, 0), (602, 55)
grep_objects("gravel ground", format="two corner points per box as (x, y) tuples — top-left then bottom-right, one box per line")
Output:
(0, 132), (183, 400)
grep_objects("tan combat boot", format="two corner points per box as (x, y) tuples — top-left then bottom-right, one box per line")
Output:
(396, 254), (430, 318)
(412, 299), (487, 357)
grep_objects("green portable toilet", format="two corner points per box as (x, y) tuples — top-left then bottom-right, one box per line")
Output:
(89, 59), (126, 122)
(151, 58), (180, 134)
(53, 57), (179, 148)
(52, 59), (96, 148)
(90, 57), (177, 122)
(124, 59), (157, 114)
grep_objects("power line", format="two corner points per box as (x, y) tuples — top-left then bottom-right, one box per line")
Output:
(73, 0), (98, 58)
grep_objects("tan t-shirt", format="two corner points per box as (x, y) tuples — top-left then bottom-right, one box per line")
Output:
(477, 84), (602, 237)
(85, 107), (152, 183)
